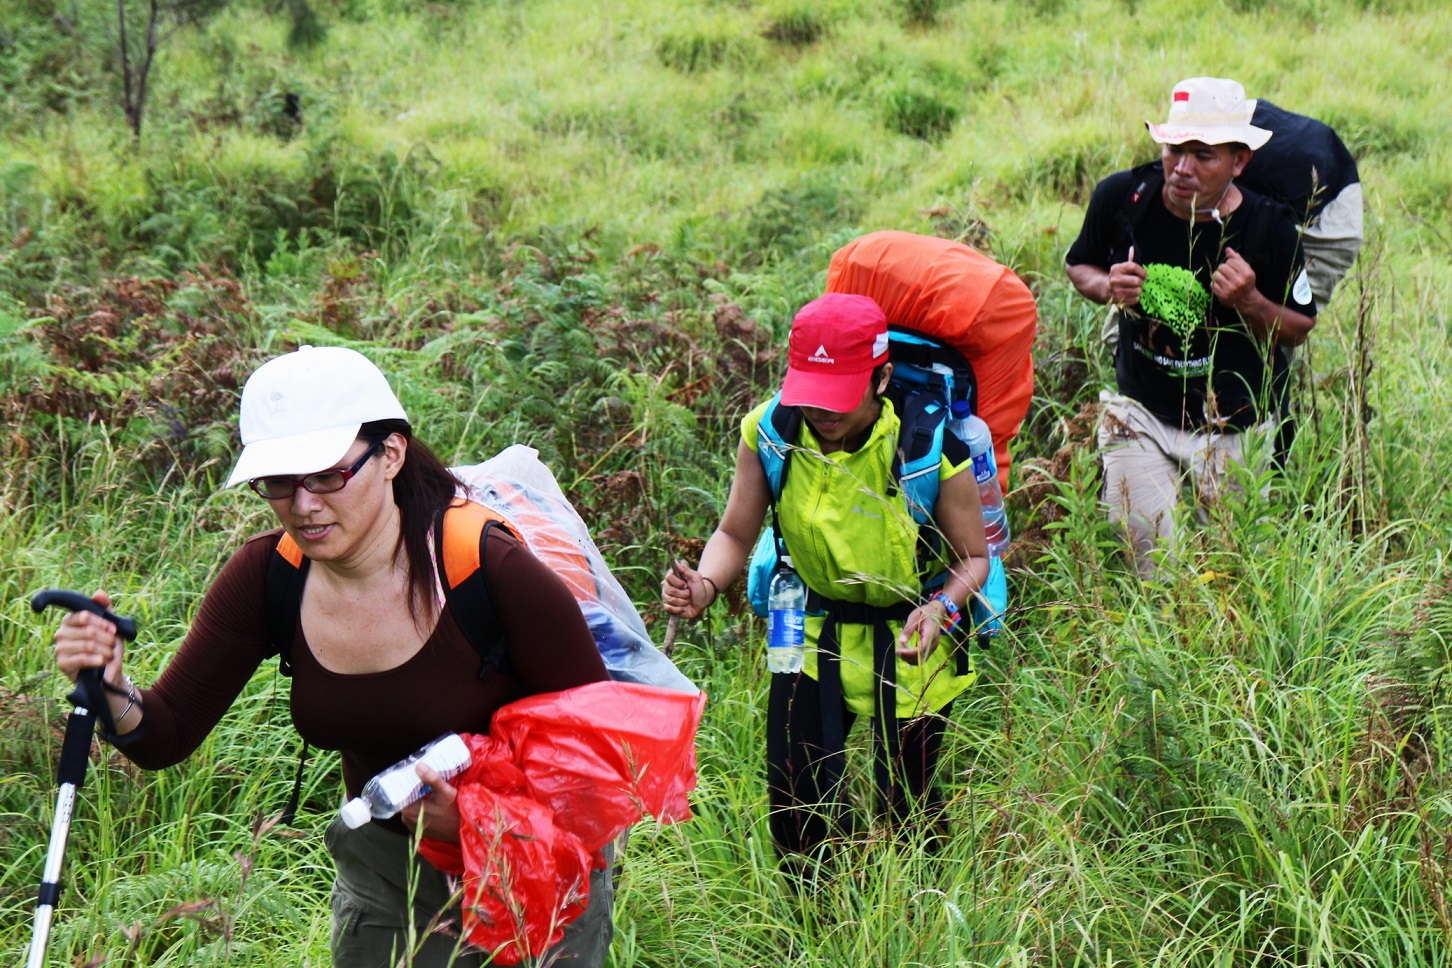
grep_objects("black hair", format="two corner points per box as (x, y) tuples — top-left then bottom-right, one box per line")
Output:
(357, 418), (461, 624)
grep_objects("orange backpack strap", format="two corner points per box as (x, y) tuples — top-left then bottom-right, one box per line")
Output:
(261, 506), (512, 826)
(434, 501), (516, 679)
(262, 502), (517, 679)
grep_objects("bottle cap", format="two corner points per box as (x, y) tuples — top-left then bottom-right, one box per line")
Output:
(340, 797), (373, 829)
(950, 400), (972, 419)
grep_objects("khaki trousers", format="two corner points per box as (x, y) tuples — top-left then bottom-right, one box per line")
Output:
(1097, 392), (1270, 578)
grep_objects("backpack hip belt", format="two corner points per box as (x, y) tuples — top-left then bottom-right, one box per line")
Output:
(804, 590), (964, 814)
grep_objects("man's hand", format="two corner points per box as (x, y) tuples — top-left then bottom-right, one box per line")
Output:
(1211, 246), (1258, 312)
(1107, 245), (1146, 307)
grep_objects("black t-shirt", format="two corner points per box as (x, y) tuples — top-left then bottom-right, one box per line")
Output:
(1066, 167), (1317, 429)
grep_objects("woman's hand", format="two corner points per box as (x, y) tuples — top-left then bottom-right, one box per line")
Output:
(896, 600), (951, 665)
(52, 590), (126, 688)
(399, 763), (462, 842)
(661, 559), (714, 621)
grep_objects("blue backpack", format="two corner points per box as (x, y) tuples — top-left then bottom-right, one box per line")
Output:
(746, 325), (1008, 647)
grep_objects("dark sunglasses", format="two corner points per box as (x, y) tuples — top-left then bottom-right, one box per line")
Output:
(248, 440), (383, 500)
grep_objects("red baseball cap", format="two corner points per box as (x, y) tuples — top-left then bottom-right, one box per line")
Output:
(780, 293), (889, 412)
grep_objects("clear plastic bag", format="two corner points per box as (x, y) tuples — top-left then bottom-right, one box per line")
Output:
(452, 445), (696, 694)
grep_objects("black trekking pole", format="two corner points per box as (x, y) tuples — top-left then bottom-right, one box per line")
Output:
(26, 589), (137, 968)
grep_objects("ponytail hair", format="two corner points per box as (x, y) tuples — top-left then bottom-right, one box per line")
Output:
(357, 419), (461, 622)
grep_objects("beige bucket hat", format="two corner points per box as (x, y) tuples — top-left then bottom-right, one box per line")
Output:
(1146, 77), (1273, 150)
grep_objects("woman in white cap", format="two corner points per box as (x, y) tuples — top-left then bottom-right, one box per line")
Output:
(661, 293), (989, 868)
(51, 345), (615, 967)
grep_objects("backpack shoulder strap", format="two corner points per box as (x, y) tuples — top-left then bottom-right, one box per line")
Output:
(1113, 161), (1164, 253)
(264, 531), (309, 677)
(892, 393), (946, 526)
(435, 501), (515, 680)
(755, 392), (801, 502)
(1235, 189), (1295, 279)
(754, 392), (804, 576)
(263, 530), (310, 823)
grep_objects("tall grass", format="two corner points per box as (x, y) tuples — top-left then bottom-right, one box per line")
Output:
(2, 0), (1451, 964)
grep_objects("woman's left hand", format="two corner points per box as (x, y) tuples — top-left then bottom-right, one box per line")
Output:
(896, 601), (948, 665)
(399, 763), (462, 842)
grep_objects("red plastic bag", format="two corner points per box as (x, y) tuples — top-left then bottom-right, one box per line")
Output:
(416, 682), (706, 963)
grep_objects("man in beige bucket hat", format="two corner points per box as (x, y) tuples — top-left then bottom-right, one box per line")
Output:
(1064, 77), (1317, 577)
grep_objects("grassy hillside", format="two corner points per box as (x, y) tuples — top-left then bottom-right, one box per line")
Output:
(3, 0), (1452, 964)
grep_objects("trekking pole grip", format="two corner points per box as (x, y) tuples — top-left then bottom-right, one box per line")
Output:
(31, 589), (138, 641)
(32, 589), (139, 728)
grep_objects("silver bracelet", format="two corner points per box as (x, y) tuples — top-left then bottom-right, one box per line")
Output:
(115, 677), (139, 725)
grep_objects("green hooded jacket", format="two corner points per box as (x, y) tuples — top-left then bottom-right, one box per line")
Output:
(743, 397), (977, 717)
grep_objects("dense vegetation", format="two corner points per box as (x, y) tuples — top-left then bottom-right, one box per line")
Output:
(3, 0), (1451, 963)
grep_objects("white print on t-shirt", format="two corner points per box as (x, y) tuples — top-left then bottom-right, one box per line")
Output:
(1292, 269), (1313, 306)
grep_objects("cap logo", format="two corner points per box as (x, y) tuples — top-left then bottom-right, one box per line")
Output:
(809, 344), (834, 364)
(268, 390), (287, 415)
(1174, 91), (1190, 102)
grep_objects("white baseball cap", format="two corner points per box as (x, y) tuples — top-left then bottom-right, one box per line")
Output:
(224, 345), (409, 488)
(1146, 77), (1272, 150)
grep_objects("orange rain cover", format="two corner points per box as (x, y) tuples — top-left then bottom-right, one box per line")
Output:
(826, 230), (1037, 489)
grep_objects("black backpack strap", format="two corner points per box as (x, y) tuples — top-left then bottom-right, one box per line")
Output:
(278, 741), (310, 827)
(1232, 191), (1296, 277)
(870, 611), (901, 815)
(814, 607), (848, 813)
(893, 391), (945, 468)
(806, 592), (915, 815)
(435, 506), (511, 680)
(1112, 162), (1164, 256)
(767, 400), (802, 491)
(263, 531), (311, 824)
(264, 532), (310, 677)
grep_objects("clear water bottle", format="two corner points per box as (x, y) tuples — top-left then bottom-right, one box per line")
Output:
(339, 733), (472, 829)
(948, 402), (1011, 559)
(766, 566), (806, 674)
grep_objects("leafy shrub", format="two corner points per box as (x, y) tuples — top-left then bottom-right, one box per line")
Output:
(881, 81), (959, 140)
(762, 4), (827, 45)
(0, 11), (104, 129)
(741, 174), (864, 260)
(899, 0), (953, 26)
(655, 23), (759, 74)
(1004, 133), (1111, 204)
(5, 268), (263, 477)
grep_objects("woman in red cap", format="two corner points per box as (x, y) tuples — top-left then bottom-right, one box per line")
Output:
(663, 293), (989, 864)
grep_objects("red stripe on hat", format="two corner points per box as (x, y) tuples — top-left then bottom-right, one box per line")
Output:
(1173, 91), (1190, 102)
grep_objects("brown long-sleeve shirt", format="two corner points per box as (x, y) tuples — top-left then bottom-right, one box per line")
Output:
(124, 520), (608, 809)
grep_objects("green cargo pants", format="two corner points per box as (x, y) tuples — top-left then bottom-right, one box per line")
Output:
(326, 815), (615, 967)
